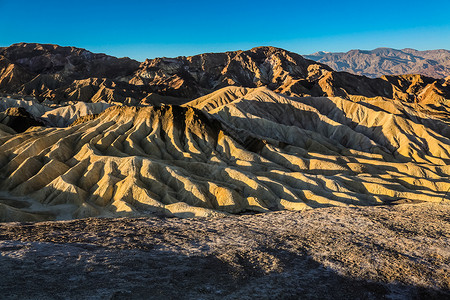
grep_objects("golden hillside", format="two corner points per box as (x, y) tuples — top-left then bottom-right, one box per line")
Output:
(1, 87), (449, 221)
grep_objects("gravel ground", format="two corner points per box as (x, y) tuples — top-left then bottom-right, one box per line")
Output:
(0, 203), (449, 299)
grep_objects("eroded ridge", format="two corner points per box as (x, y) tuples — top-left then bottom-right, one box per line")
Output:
(1, 88), (450, 221)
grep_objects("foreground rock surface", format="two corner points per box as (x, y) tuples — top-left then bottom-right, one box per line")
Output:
(0, 203), (448, 299)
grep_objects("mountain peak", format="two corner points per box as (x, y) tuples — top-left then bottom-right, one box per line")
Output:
(249, 46), (286, 53)
(0, 43), (449, 104)
(304, 47), (450, 78)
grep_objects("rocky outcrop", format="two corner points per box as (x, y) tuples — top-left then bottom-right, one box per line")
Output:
(1, 43), (449, 105)
(0, 43), (143, 103)
(132, 46), (322, 98)
(0, 43), (140, 78)
(131, 46), (450, 103)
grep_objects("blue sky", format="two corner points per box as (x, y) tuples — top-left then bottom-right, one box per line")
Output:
(1, 0), (449, 61)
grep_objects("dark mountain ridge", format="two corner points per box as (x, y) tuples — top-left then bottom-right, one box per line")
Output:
(0, 42), (140, 77)
(0, 43), (449, 105)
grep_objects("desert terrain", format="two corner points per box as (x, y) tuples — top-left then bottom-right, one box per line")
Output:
(0, 44), (449, 299)
(1, 203), (449, 299)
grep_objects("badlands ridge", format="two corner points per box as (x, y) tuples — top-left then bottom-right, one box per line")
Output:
(1, 43), (449, 299)
(1, 85), (450, 221)
(0, 44), (450, 221)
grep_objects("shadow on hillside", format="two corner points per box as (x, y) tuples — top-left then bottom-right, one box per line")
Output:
(231, 98), (437, 161)
(1, 92), (450, 220)
(210, 98), (450, 203)
(360, 101), (450, 143)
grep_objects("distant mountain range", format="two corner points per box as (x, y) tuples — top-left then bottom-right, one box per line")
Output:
(304, 48), (450, 78)
(1, 43), (449, 105)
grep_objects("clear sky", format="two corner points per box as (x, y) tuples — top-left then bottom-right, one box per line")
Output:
(1, 0), (449, 61)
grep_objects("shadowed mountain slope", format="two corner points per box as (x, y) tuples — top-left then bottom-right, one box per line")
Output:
(1, 88), (449, 221)
(0, 43), (140, 79)
(1, 43), (449, 105)
(0, 107), (44, 133)
(0, 43), (144, 104)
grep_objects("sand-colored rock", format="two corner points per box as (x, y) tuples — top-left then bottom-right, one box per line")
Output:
(0, 96), (111, 127)
(0, 97), (51, 116)
(0, 88), (449, 221)
(40, 101), (111, 127)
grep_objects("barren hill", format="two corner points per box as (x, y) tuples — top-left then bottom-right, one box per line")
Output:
(304, 48), (450, 78)
(0, 96), (111, 130)
(0, 45), (450, 221)
(1, 43), (449, 105)
(1, 44), (449, 299)
(1, 87), (449, 221)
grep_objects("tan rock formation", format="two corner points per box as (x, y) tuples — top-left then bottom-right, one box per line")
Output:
(0, 96), (112, 127)
(1, 88), (449, 221)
